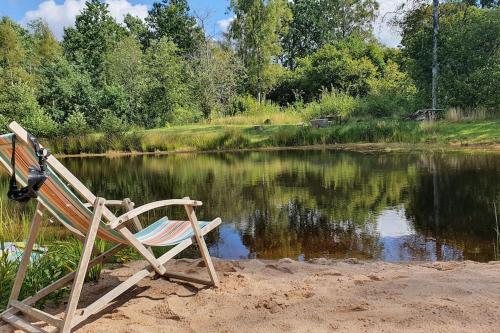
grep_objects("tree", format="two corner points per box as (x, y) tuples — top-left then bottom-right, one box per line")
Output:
(62, 0), (126, 82)
(292, 37), (384, 101)
(399, 2), (500, 109)
(101, 35), (148, 125)
(282, 0), (379, 69)
(0, 18), (56, 136)
(189, 41), (245, 118)
(123, 14), (149, 48)
(37, 57), (99, 125)
(146, 0), (204, 54)
(143, 38), (194, 127)
(29, 19), (62, 66)
(228, 0), (292, 101)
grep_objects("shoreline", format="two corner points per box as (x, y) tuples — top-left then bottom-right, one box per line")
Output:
(55, 142), (500, 158)
(3, 258), (498, 333)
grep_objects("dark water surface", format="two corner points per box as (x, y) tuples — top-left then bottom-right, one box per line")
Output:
(40, 150), (500, 262)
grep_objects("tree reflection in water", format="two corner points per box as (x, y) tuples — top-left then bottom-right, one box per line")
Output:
(14, 150), (498, 262)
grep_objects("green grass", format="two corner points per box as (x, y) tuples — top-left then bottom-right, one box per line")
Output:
(44, 119), (500, 155)
(422, 120), (500, 144)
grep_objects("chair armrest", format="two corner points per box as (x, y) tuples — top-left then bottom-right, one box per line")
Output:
(108, 199), (202, 229)
(105, 200), (131, 207)
(83, 199), (132, 208)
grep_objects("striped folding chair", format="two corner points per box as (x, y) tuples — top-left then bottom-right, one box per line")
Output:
(0, 121), (221, 333)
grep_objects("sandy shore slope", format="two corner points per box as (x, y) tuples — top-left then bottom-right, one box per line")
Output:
(1, 258), (499, 333)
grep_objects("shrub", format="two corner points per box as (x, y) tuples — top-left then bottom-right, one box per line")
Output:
(62, 112), (90, 136)
(21, 109), (59, 138)
(358, 60), (418, 118)
(304, 90), (358, 120)
(227, 95), (280, 116)
(359, 93), (401, 118)
(167, 106), (203, 125)
(99, 112), (129, 135)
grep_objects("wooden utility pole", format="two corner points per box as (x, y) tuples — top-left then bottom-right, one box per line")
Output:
(431, 0), (439, 110)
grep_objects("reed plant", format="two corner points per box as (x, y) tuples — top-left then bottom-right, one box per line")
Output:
(208, 110), (303, 125)
(445, 107), (497, 122)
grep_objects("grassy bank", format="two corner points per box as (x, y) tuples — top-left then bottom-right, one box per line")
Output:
(44, 119), (500, 155)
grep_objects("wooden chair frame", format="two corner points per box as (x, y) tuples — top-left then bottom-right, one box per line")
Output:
(0, 122), (221, 333)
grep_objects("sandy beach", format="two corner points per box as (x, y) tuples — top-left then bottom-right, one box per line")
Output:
(1, 258), (499, 333)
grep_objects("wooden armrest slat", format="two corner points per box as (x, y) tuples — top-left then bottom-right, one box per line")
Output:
(110, 199), (202, 229)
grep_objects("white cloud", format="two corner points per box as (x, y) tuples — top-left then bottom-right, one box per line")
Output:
(217, 16), (234, 33)
(21, 0), (148, 39)
(374, 0), (406, 48)
(106, 0), (148, 24)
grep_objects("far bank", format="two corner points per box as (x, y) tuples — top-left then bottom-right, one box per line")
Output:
(43, 119), (500, 156)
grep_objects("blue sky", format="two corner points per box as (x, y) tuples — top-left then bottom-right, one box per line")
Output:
(0, 0), (403, 47)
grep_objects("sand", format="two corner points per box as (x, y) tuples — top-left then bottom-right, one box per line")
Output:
(1, 258), (499, 333)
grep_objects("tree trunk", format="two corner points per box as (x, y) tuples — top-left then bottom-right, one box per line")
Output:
(431, 0), (439, 110)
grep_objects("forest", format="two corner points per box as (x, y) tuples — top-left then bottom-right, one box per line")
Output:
(0, 0), (498, 139)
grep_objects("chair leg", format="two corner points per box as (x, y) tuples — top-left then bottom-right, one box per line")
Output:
(9, 203), (45, 304)
(183, 200), (219, 287)
(60, 197), (105, 333)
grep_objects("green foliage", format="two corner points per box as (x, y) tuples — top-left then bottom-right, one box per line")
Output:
(101, 35), (148, 125)
(202, 128), (252, 150)
(189, 42), (245, 118)
(124, 14), (149, 48)
(229, 0), (292, 100)
(29, 19), (63, 66)
(146, 0), (204, 54)
(359, 60), (417, 117)
(62, 112), (90, 136)
(304, 90), (359, 120)
(399, 3), (500, 110)
(37, 57), (100, 125)
(20, 108), (58, 137)
(99, 112), (129, 135)
(227, 95), (281, 116)
(268, 120), (423, 146)
(286, 37), (384, 102)
(62, 0), (126, 81)
(143, 38), (193, 127)
(0, 0), (497, 142)
(282, 0), (379, 68)
(167, 107), (203, 125)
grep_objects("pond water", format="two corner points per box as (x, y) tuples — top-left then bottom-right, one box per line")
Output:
(5, 149), (500, 262)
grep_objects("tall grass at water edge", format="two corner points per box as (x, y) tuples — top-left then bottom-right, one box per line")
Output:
(46, 120), (431, 155)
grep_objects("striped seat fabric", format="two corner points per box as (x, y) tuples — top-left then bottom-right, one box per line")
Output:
(0, 133), (207, 247)
(0, 133), (125, 243)
(135, 217), (210, 246)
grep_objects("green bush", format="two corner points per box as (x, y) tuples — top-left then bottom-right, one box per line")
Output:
(21, 109), (59, 138)
(227, 95), (280, 116)
(304, 90), (358, 120)
(167, 107), (203, 125)
(62, 112), (90, 136)
(358, 61), (418, 118)
(99, 112), (129, 135)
